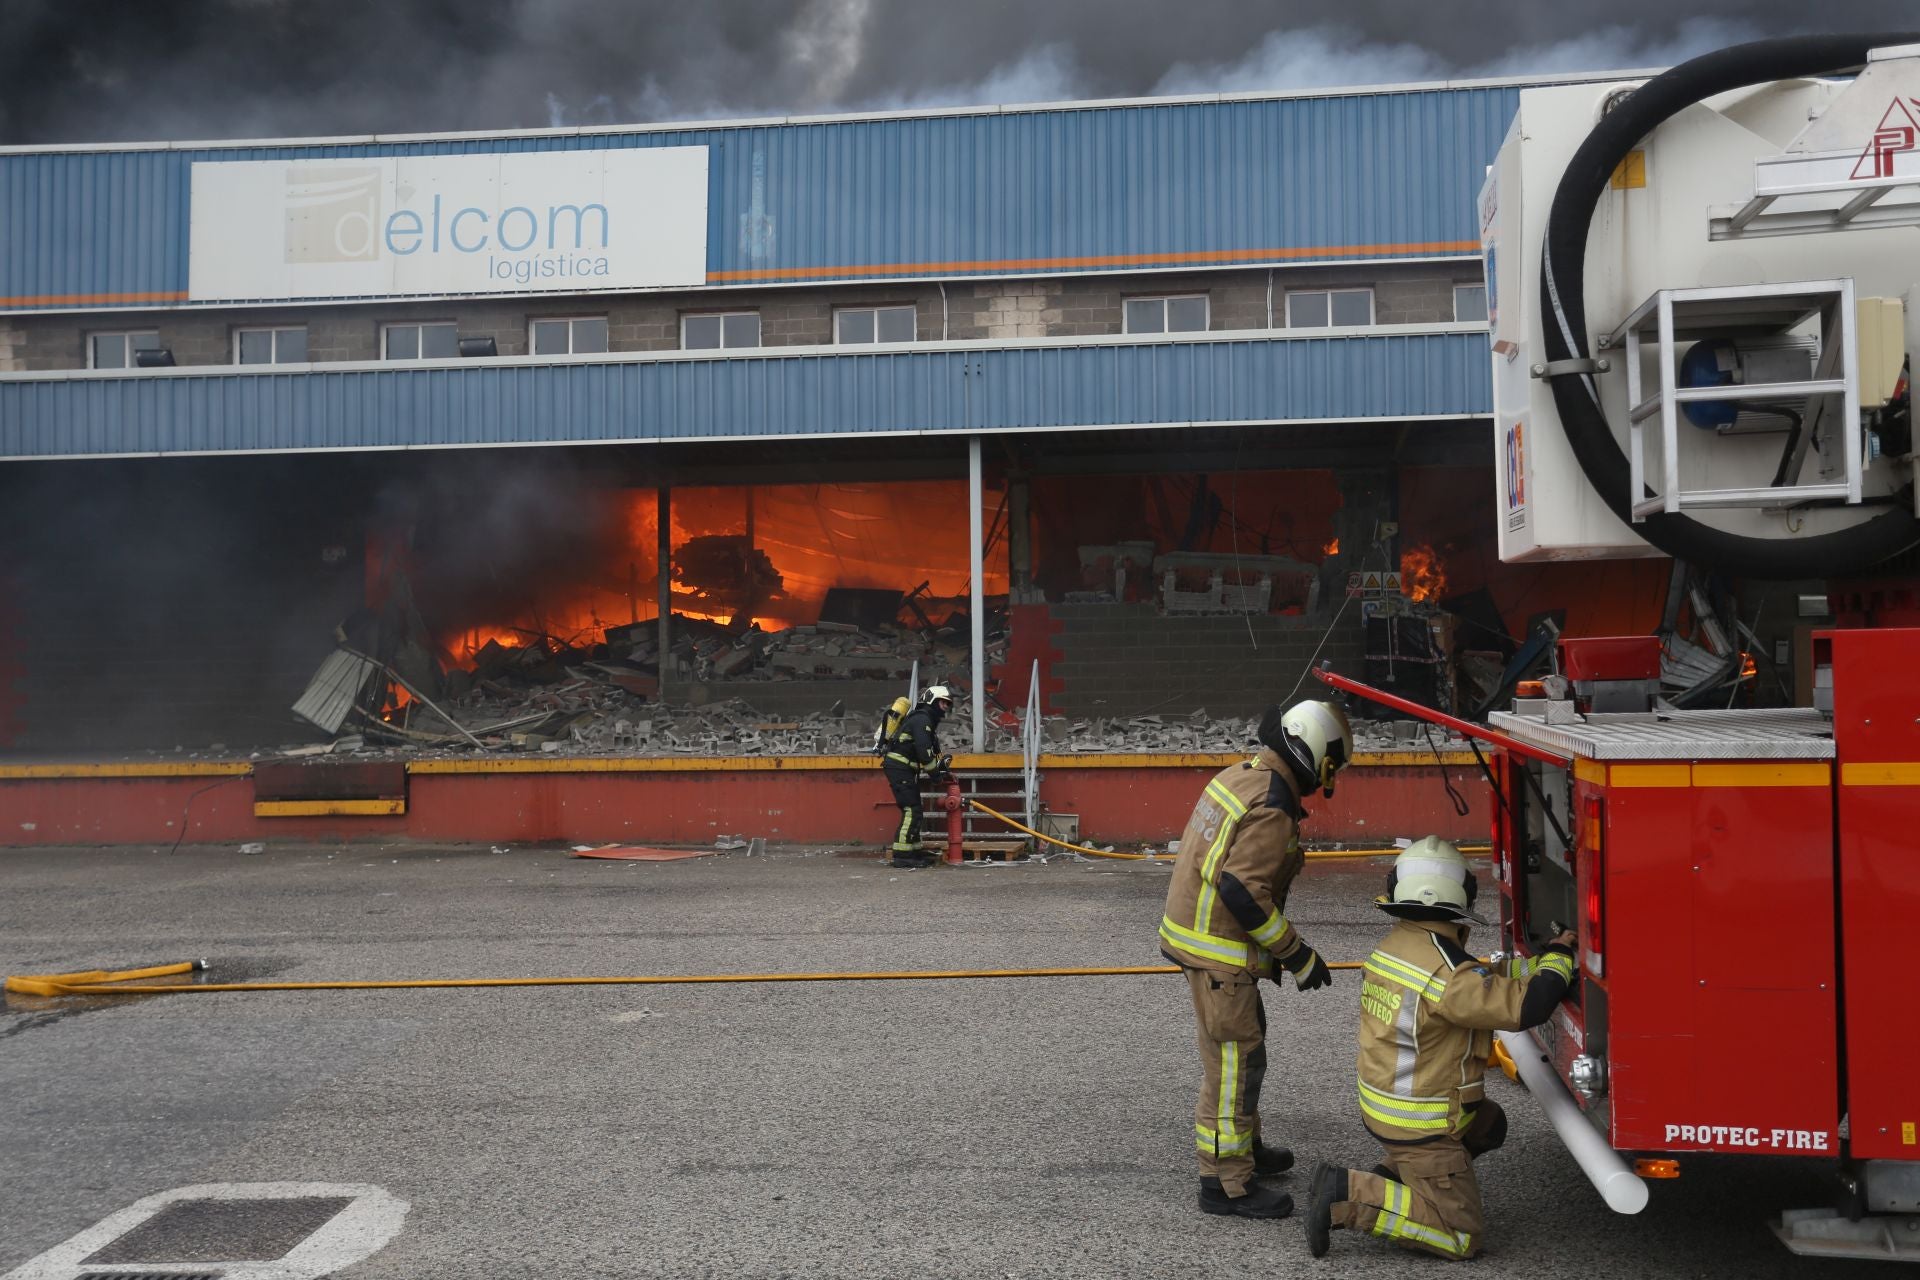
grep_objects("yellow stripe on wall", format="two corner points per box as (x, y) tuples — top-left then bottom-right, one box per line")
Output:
(0, 750), (1482, 784)
(0, 762), (251, 779)
(254, 799), (406, 817)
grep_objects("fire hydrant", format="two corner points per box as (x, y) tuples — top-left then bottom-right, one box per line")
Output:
(941, 773), (965, 865)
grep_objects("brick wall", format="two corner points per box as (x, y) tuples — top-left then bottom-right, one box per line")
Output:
(5, 263), (1483, 370)
(947, 264), (1477, 341)
(1047, 602), (1366, 718)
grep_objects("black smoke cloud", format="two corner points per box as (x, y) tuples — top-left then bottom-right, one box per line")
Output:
(2, 0), (1918, 145)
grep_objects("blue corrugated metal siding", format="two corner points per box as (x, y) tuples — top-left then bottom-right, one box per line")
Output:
(0, 333), (1488, 458)
(0, 88), (1518, 309)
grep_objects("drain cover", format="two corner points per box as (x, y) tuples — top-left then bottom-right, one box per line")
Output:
(80, 1196), (352, 1264)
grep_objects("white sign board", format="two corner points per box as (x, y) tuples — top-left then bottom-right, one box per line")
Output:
(188, 148), (708, 301)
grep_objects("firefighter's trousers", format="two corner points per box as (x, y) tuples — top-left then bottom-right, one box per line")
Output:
(1183, 966), (1268, 1195)
(882, 763), (924, 853)
(1334, 1100), (1508, 1260)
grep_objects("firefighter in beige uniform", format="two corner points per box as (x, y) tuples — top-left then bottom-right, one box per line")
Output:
(1304, 837), (1577, 1260)
(1160, 700), (1352, 1219)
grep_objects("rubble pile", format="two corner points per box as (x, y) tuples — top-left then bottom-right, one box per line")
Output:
(1036, 713), (1466, 756)
(282, 693), (1462, 762)
(283, 569), (1469, 761)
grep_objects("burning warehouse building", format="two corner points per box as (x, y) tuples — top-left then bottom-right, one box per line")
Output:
(0, 70), (1679, 845)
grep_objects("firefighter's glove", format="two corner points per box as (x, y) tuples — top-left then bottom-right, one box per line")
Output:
(936, 754), (954, 772)
(1284, 944), (1334, 992)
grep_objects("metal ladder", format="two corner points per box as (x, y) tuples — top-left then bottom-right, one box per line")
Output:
(920, 660), (1046, 859)
(918, 769), (1036, 857)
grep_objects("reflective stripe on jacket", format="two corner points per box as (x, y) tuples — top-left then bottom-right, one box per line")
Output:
(1355, 919), (1575, 1141)
(1158, 748), (1307, 977)
(887, 707), (941, 771)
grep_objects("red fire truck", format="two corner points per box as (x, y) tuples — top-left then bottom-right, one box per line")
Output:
(1325, 34), (1920, 1259)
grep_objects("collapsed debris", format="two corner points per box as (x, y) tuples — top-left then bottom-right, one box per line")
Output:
(278, 553), (1472, 762)
(272, 676), (1460, 761)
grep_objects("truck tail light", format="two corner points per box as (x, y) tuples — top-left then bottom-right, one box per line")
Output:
(1582, 794), (1605, 977)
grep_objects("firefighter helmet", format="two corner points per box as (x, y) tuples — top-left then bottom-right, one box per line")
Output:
(921, 684), (954, 708)
(1380, 835), (1488, 925)
(1264, 699), (1354, 797)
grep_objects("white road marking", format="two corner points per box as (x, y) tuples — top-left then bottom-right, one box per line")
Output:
(3, 1181), (408, 1280)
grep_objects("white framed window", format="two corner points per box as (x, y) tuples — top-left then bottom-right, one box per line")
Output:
(383, 322), (459, 360)
(1286, 288), (1373, 328)
(682, 312), (762, 350)
(1124, 295), (1209, 334)
(88, 331), (161, 369)
(1453, 284), (1489, 323)
(530, 316), (609, 355)
(834, 305), (916, 344)
(235, 326), (308, 365)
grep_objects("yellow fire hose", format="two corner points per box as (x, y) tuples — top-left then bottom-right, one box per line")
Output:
(7, 958), (1366, 998)
(963, 800), (1487, 863)
(7, 825), (1495, 999)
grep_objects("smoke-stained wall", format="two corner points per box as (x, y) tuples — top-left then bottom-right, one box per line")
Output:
(0, 265), (1476, 373)
(0, 457), (367, 751)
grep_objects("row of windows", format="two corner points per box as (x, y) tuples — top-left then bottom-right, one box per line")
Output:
(1128, 285), (1487, 332)
(85, 289), (1488, 368)
(86, 304), (922, 367)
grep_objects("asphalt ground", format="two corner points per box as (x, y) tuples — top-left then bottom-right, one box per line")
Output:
(0, 842), (1885, 1278)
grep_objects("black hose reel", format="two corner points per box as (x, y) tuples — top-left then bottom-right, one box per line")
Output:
(1538, 33), (1920, 580)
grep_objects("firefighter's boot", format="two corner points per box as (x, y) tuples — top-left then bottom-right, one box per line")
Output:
(1200, 1177), (1294, 1219)
(1304, 1162), (1344, 1258)
(1253, 1141), (1295, 1178)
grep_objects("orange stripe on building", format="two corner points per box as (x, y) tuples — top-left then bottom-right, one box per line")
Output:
(708, 241), (1481, 282)
(0, 290), (189, 308)
(0, 241), (1476, 304)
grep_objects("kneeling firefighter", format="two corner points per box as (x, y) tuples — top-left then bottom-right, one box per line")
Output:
(879, 686), (953, 869)
(1159, 699), (1352, 1219)
(1303, 836), (1576, 1261)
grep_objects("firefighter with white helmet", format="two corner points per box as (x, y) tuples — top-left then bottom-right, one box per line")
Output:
(879, 685), (953, 868)
(1302, 836), (1577, 1260)
(1158, 698), (1353, 1219)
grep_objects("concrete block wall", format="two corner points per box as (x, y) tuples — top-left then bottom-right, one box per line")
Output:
(4, 264), (1482, 371)
(1047, 602), (1366, 719)
(7, 578), (352, 752)
(666, 677), (905, 719)
(0, 458), (365, 752)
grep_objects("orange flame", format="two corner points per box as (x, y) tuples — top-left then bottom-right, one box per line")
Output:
(1322, 536), (1341, 556)
(1400, 544), (1448, 603)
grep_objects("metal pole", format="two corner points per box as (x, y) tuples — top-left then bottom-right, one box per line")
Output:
(969, 435), (985, 752)
(657, 484), (672, 699)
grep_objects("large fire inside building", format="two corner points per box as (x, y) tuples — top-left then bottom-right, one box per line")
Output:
(0, 70), (1788, 848)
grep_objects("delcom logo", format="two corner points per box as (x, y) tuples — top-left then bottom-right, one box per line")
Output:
(284, 166), (383, 264)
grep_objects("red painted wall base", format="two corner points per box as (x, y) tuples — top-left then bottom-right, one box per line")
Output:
(0, 761), (1484, 850)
